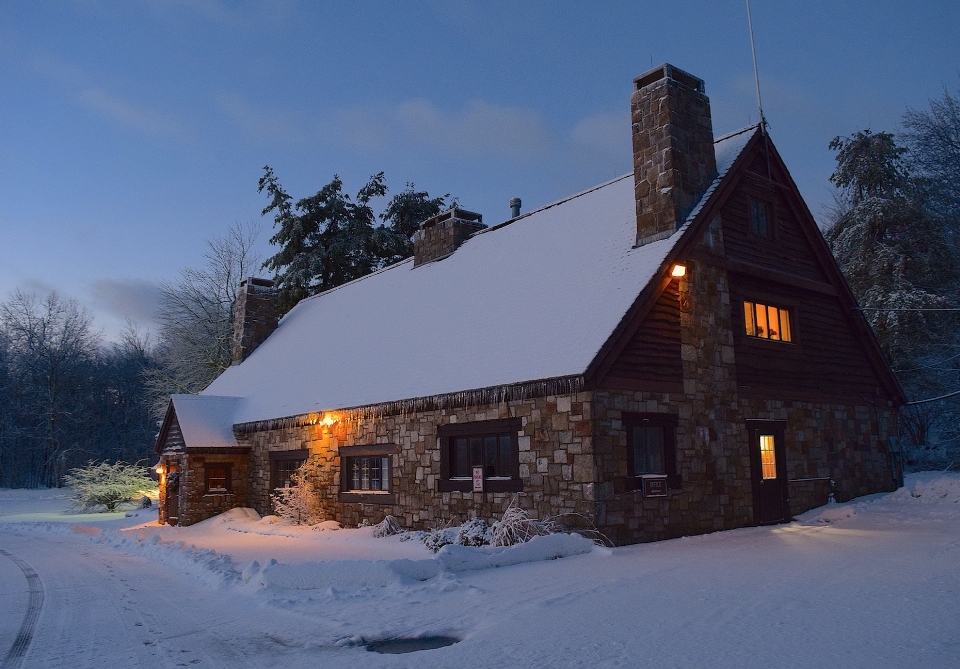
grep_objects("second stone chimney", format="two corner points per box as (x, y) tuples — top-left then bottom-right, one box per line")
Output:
(632, 63), (717, 246)
(231, 277), (278, 365)
(412, 208), (485, 267)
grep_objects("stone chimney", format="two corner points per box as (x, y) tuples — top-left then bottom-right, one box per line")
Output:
(412, 208), (485, 267)
(231, 278), (278, 365)
(632, 63), (717, 246)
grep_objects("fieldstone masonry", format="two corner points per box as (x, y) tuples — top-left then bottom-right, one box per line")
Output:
(243, 394), (597, 529)
(231, 278), (278, 364)
(412, 208), (485, 267)
(632, 64), (717, 246)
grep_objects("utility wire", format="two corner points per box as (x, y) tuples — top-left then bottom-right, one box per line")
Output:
(906, 388), (960, 405)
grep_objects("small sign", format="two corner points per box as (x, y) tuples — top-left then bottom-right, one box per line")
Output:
(641, 475), (668, 498)
(472, 466), (485, 493)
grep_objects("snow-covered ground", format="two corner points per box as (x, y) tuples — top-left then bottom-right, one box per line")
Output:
(2, 473), (959, 668)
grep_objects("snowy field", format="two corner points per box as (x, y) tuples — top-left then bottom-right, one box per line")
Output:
(1, 474), (959, 668)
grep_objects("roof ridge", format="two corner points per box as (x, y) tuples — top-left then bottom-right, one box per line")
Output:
(478, 173), (633, 235)
(714, 124), (762, 143)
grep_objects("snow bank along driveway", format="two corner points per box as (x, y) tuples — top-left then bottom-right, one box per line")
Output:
(2, 473), (959, 668)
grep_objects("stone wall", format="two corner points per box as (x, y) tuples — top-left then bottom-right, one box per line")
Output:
(242, 392), (597, 530)
(591, 253), (898, 545)
(412, 209), (485, 267)
(172, 451), (250, 527)
(632, 65), (717, 245)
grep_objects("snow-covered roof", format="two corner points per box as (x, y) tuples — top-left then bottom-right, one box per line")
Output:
(171, 394), (242, 448)
(203, 128), (757, 425)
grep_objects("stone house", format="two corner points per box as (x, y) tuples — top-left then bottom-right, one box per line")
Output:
(155, 64), (904, 544)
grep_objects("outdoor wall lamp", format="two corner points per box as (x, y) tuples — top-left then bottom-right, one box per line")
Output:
(671, 263), (687, 278)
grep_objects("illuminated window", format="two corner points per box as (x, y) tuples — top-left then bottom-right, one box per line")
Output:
(759, 435), (777, 479)
(743, 301), (792, 342)
(750, 199), (772, 237)
(339, 444), (396, 501)
(345, 456), (390, 492)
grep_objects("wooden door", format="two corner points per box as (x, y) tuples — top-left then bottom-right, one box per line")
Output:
(165, 468), (180, 525)
(747, 420), (789, 524)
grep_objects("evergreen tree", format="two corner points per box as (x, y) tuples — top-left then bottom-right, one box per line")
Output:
(260, 169), (452, 315)
(826, 130), (959, 370)
(376, 184), (450, 266)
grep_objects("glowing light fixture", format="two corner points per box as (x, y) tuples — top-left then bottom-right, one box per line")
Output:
(321, 414), (337, 427)
(671, 263), (686, 278)
(154, 463), (165, 475)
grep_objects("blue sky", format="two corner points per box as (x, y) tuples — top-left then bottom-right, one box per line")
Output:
(1, 1), (958, 339)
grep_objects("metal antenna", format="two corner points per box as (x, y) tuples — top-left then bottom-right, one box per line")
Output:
(746, 0), (766, 133)
(746, 0), (772, 179)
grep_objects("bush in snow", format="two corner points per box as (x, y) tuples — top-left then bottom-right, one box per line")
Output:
(455, 517), (491, 547)
(544, 512), (614, 547)
(271, 458), (324, 525)
(63, 461), (157, 512)
(371, 515), (403, 538)
(491, 501), (553, 547)
(423, 526), (459, 553)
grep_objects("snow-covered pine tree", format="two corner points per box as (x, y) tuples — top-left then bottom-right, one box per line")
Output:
(270, 457), (324, 525)
(259, 169), (453, 316)
(827, 130), (959, 369)
(826, 130), (960, 463)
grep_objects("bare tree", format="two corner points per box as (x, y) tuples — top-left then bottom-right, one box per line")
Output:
(0, 291), (101, 486)
(145, 221), (262, 418)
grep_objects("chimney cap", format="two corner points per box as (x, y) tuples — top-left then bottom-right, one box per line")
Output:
(240, 277), (275, 288)
(634, 63), (705, 94)
(418, 207), (483, 231)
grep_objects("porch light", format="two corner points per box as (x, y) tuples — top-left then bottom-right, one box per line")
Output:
(154, 463), (165, 476)
(671, 263), (686, 278)
(321, 414), (337, 427)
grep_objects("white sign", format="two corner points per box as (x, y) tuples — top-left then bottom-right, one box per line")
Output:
(472, 466), (484, 493)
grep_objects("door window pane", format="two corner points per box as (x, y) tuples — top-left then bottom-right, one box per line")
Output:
(759, 435), (777, 479)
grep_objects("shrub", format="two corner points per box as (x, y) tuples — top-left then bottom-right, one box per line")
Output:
(371, 515), (403, 537)
(455, 517), (491, 547)
(423, 526), (458, 553)
(490, 501), (552, 547)
(63, 461), (157, 512)
(271, 458), (324, 525)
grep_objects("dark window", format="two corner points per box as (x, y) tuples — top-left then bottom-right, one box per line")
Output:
(439, 418), (522, 493)
(624, 413), (679, 489)
(270, 450), (309, 490)
(631, 426), (665, 474)
(204, 463), (232, 494)
(750, 199), (772, 237)
(344, 456), (390, 492)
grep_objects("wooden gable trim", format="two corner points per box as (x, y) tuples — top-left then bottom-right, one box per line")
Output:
(585, 128), (764, 387)
(154, 400), (176, 455)
(587, 127), (904, 406)
(758, 141), (906, 405)
(688, 252), (838, 296)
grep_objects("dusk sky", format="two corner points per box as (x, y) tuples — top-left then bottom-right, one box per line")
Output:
(2, 1), (958, 340)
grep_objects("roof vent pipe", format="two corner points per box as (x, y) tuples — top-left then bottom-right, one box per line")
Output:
(510, 198), (522, 218)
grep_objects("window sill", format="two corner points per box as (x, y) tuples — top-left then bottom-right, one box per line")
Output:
(338, 492), (396, 505)
(439, 479), (523, 493)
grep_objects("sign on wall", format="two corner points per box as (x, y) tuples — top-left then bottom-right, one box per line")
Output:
(472, 466), (484, 493)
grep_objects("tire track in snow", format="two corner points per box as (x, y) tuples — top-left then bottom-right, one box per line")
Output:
(0, 549), (44, 669)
